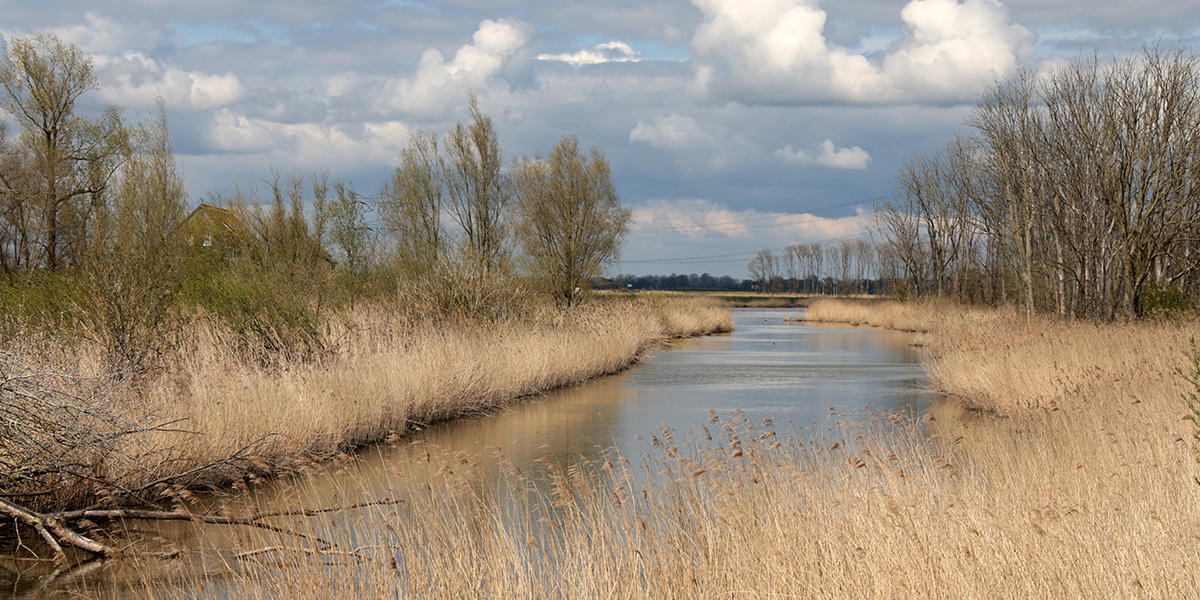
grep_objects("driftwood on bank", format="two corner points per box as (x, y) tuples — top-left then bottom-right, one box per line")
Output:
(0, 497), (119, 557)
(2, 496), (402, 561)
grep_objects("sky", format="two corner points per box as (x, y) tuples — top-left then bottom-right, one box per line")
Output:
(2, 0), (1198, 278)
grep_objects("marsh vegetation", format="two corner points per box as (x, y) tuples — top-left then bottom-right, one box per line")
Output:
(0, 31), (697, 560)
(30, 298), (1200, 599)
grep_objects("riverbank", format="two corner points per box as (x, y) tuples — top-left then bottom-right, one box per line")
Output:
(604, 290), (812, 308)
(804, 298), (1200, 594)
(1, 295), (732, 519)
(46, 298), (1200, 598)
(151, 295), (734, 479)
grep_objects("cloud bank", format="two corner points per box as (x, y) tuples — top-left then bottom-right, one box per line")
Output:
(691, 0), (1036, 104)
(538, 41), (645, 66)
(629, 114), (714, 150)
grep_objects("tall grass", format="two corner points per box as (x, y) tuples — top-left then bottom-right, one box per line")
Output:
(76, 399), (1200, 599)
(1, 295), (732, 508)
(42, 297), (1200, 598)
(804, 297), (1011, 333)
(146, 296), (732, 475)
(807, 297), (1189, 417)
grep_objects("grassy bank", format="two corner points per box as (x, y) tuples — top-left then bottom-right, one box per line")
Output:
(149, 296), (733, 477)
(1, 295), (732, 515)
(44, 297), (1200, 598)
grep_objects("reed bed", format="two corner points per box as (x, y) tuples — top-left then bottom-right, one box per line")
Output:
(74, 399), (1200, 599)
(1, 295), (732, 509)
(41, 297), (1200, 598)
(149, 296), (730, 485)
(808, 297), (1191, 417)
(804, 297), (1011, 333)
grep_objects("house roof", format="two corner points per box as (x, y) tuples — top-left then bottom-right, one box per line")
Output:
(179, 204), (244, 236)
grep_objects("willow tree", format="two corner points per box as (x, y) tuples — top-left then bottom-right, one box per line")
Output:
(78, 100), (188, 371)
(444, 93), (509, 276)
(513, 135), (631, 306)
(380, 129), (444, 279)
(0, 32), (128, 272)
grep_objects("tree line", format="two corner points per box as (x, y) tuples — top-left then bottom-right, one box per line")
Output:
(876, 45), (1200, 320)
(746, 240), (881, 295)
(0, 33), (632, 372)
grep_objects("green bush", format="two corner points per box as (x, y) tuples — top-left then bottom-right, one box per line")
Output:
(0, 272), (82, 336)
(1139, 281), (1192, 321)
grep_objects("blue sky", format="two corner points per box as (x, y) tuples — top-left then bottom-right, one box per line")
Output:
(3, 0), (1198, 277)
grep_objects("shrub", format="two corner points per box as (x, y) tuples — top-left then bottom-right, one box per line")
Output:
(1140, 281), (1192, 321)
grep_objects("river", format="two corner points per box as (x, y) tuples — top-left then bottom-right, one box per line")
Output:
(5, 307), (934, 597)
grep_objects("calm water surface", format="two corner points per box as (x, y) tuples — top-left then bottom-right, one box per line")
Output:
(392, 307), (931, 465)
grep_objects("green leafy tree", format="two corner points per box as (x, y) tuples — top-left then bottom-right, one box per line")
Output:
(78, 99), (188, 372)
(329, 180), (374, 277)
(0, 32), (128, 271)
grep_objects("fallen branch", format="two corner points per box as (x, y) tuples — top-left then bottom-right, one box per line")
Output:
(1, 494), (403, 561)
(0, 497), (119, 559)
(233, 545), (366, 562)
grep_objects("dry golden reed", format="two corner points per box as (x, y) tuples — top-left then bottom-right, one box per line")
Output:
(1, 295), (731, 505)
(57, 298), (1200, 598)
(135, 295), (732, 486)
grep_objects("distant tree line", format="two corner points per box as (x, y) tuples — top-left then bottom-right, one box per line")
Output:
(745, 240), (881, 295)
(614, 238), (889, 295)
(876, 45), (1200, 320)
(607, 273), (753, 291)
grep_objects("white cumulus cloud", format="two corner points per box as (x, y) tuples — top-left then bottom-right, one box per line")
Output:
(47, 13), (164, 54)
(776, 139), (872, 169)
(94, 51), (246, 111)
(383, 18), (534, 118)
(629, 114), (713, 150)
(537, 41), (646, 66)
(208, 109), (409, 168)
(690, 0), (1035, 104)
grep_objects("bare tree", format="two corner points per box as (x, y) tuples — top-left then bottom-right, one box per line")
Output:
(444, 93), (510, 276)
(781, 244), (799, 293)
(969, 68), (1043, 316)
(513, 135), (631, 306)
(853, 239), (874, 294)
(881, 45), (1200, 318)
(811, 243), (825, 293)
(875, 198), (926, 298)
(747, 249), (778, 292)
